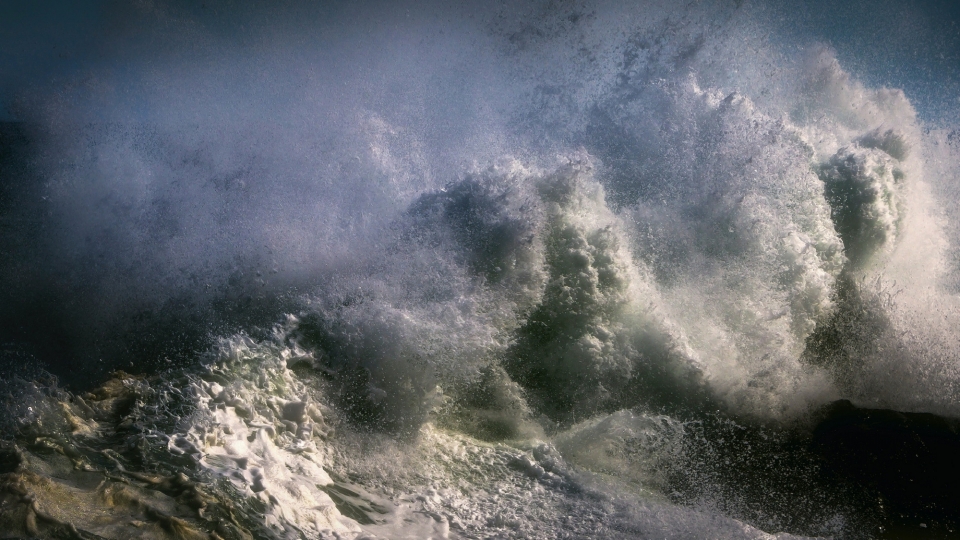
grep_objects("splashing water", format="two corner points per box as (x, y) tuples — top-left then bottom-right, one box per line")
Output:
(2, 1), (960, 538)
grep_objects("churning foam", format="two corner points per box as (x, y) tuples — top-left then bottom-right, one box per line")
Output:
(3, 1), (960, 538)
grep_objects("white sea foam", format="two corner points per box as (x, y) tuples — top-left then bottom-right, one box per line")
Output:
(3, 1), (960, 538)
(163, 330), (823, 539)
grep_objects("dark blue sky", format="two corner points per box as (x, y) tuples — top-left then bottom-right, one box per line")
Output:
(763, 0), (960, 123)
(0, 0), (104, 120)
(1, 0), (958, 123)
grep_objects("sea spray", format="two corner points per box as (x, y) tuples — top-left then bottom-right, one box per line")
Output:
(2, 1), (960, 538)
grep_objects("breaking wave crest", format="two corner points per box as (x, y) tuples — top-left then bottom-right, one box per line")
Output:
(2, 1), (960, 538)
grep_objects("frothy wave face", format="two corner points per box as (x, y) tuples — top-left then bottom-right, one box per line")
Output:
(273, 53), (934, 429)
(2, 1), (960, 538)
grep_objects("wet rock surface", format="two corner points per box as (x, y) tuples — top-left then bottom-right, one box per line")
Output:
(0, 373), (259, 540)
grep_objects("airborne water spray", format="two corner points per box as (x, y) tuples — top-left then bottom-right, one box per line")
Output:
(2, 1), (960, 539)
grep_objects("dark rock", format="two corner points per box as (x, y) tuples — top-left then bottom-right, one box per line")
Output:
(812, 400), (960, 532)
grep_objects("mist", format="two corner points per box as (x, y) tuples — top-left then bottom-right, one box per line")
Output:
(1, 0), (958, 398)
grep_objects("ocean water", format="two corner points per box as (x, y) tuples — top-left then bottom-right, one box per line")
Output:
(2, 1), (960, 538)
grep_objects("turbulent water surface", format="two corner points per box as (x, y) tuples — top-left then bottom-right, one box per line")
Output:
(2, 1), (960, 539)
